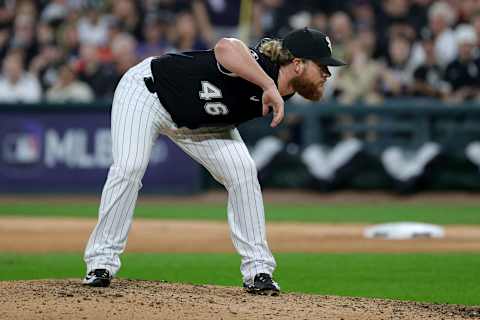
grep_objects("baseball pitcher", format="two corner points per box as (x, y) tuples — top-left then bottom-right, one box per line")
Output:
(82, 27), (345, 296)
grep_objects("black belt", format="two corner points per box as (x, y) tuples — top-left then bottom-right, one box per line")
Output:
(144, 77), (155, 93)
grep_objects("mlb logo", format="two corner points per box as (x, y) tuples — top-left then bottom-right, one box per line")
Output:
(2, 133), (41, 164)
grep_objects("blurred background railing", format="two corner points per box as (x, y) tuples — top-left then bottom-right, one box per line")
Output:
(2, 99), (480, 194)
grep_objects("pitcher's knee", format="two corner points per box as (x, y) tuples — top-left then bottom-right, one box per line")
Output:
(111, 162), (148, 183)
(224, 158), (259, 187)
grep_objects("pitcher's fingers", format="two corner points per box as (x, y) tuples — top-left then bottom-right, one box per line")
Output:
(270, 109), (284, 128)
(262, 104), (269, 116)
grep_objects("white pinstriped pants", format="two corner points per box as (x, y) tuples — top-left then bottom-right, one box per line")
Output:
(83, 58), (276, 283)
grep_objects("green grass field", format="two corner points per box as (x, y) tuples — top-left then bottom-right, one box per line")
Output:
(0, 252), (479, 305)
(0, 199), (479, 306)
(0, 202), (479, 224)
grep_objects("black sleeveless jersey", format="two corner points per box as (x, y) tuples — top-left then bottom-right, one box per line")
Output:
(146, 47), (293, 129)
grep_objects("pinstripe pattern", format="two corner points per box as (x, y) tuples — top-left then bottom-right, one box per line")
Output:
(84, 58), (276, 284)
(170, 130), (276, 283)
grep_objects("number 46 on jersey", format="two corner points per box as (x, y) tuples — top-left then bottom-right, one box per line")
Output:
(199, 81), (229, 116)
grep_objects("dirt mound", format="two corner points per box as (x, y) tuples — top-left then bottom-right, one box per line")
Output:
(1, 279), (478, 320)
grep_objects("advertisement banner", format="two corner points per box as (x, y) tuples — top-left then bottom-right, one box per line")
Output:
(0, 110), (201, 193)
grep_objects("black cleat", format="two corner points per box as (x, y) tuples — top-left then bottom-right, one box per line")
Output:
(243, 273), (280, 296)
(82, 269), (112, 287)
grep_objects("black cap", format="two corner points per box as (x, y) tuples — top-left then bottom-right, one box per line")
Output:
(283, 27), (346, 66)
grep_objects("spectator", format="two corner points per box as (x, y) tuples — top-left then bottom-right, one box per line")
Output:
(288, 10), (312, 30)
(379, 35), (415, 97)
(409, 0), (431, 31)
(58, 21), (81, 59)
(332, 39), (383, 105)
(357, 27), (380, 59)
(0, 50), (41, 103)
(253, 0), (312, 38)
(0, 25), (10, 61)
(77, 5), (110, 46)
(29, 42), (65, 91)
(10, 13), (38, 65)
(253, 0), (304, 40)
(168, 11), (207, 51)
(412, 32), (449, 98)
(192, 0), (241, 45)
(455, 0), (480, 24)
(425, 1), (458, 67)
(74, 43), (117, 99)
(46, 63), (94, 103)
(96, 17), (124, 63)
(349, 0), (376, 30)
(444, 24), (480, 103)
(14, 0), (38, 20)
(375, 0), (417, 58)
(36, 21), (55, 47)
(0, 0), (15, 29)
(110, 32), (139, 83)
(136, 15), (171, 59)
(328, 11), (354, 61)
(470, 12), (480, 51)
(310, 11), (328, 33)
(40, 0), (68, 25)
(111, 0), (142, 39)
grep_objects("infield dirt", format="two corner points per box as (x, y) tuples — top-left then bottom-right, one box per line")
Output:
(1, 218), (480, 253)
(1, 279), (479, 320)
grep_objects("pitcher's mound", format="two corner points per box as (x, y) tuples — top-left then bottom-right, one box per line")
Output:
(0, 279), (478, 320)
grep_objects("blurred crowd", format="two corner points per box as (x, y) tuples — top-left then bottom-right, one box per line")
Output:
(1, 0), (480, 105)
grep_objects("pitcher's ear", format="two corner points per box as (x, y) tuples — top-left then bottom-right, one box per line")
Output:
(292, 58), (305, 74)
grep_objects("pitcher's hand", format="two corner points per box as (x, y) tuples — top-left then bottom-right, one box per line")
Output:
(262, 85), (284, 128)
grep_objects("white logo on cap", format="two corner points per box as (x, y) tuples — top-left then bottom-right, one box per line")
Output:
(325, 36), (332, 53)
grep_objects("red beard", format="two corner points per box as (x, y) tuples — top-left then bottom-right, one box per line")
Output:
(290, 76), (324, 101)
